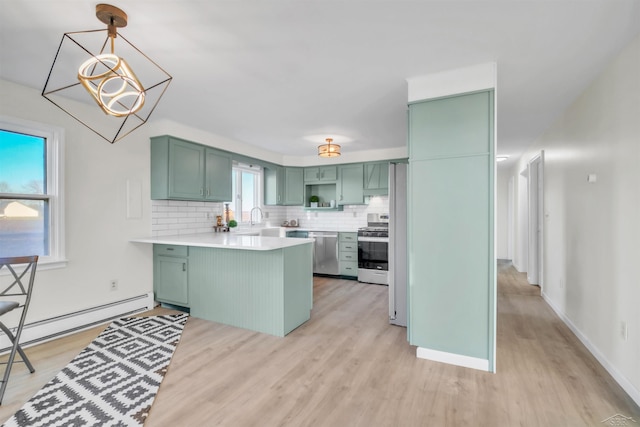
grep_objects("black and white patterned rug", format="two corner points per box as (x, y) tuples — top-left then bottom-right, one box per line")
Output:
(3, 313), (189, 427)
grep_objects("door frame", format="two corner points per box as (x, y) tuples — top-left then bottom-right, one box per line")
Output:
(507, 175), (515, 261)
(527, 151), (544, 288)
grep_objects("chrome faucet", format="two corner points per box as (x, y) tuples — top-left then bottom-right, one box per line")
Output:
(250, 206), (263, 226)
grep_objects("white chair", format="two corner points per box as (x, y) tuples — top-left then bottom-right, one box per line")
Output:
(0, 255), (38, 404)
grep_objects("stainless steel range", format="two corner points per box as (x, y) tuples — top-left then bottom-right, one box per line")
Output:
(357, 213), (389, 285)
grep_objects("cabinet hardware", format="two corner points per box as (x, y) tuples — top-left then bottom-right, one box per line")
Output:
(182, 263), (186, 272)
(200, 188), (204, 196)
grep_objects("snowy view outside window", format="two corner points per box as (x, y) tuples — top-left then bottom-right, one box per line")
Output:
(0, 130), (49, 257)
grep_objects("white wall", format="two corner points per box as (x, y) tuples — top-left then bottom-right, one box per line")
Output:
(0, 79), (154, 323)
(508, 33), (640, 404)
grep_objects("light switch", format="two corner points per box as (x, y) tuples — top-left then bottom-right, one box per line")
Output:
(587, 174), (597, 183)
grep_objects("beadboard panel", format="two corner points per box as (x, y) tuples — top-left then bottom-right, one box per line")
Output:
(188, 244), (312, 337)
(283, 244), (314, 334)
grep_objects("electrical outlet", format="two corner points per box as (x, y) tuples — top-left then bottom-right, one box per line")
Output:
(620, 321), (628, 341)
(264, 212), (269, 219)
(559, 279), (564, 289)
(110, 280), (118, 291)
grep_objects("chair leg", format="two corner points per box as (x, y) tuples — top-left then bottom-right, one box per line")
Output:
(0, 322), (34, 373)
(0, 322), (35, 405)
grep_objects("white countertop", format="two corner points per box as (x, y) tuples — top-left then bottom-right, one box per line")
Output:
(131, 233), (314, 251)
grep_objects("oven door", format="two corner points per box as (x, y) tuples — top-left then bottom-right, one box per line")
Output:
(357, 237), (389, 271)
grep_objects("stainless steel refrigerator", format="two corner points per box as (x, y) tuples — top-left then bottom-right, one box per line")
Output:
(388, 162), (407, 327)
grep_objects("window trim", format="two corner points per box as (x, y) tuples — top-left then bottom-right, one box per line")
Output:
(231, 162), (262, 225)
(0, 115), (66, 270)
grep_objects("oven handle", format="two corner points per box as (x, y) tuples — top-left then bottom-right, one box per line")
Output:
(357, 236), (389, 243)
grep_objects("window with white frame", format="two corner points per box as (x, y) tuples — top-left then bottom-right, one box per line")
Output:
(230, 163), (261, 224)
(0, 117), (65, 266)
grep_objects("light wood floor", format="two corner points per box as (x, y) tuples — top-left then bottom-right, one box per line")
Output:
(1, 263), (639, 426)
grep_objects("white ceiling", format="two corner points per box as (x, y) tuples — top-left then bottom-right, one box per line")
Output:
(2, 1), (639, 164)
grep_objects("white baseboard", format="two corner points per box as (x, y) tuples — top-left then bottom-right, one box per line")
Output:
(542, 291), (640, 407)
(417, 347), (490, 372)
(0, 293), (154, 352)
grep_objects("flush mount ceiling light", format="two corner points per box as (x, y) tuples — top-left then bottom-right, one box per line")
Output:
(42, 4), (172, 144)
(318, 138), (341, 157)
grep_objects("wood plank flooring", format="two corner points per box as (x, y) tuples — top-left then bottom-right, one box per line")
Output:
(1, 263), (638, 426)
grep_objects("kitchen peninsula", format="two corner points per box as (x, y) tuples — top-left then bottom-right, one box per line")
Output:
(132, 234), (314, 337)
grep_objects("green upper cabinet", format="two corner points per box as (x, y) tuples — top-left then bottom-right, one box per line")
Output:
(264, 166), (303, 206)
(304, 166), (337, 183)
(363, 161), (389, 195)
(264, 165), (284, 205)
(151, 136), (232, 201)
(205, 148), (232, 201)
(410, 92), (491, 160)
(167, 138), (205, 200)
(338, 163), (364, 205)
(283, 167), (304, 205)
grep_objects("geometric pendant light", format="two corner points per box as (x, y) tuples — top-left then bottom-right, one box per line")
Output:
(42, 4), (172, 144)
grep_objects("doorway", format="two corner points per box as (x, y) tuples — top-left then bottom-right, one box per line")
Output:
(527, 152), (544, 288)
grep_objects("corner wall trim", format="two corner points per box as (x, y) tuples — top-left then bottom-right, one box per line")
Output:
(542, 291), (640, 407)
(416, 347), (491, 372)
(0, 293), (155, 353)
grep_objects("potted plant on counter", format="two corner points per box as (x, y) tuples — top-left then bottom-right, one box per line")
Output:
(309, 195), (319, 208)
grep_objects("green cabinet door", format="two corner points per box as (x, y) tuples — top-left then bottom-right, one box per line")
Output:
(283, 168), (304, 205)
(264, 166), (303, 206)
(168, 138), (205, 200)
(264, 165), (284, 205)
(154, 255), (189, 306)
(304, 166), (337, 183)
(205, 148), (232, 201)
(364, 162), (389, 195)
(338, 164), (364, 205)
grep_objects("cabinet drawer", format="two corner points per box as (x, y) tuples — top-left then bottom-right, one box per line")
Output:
(154, 244), (188, 257)
(340, 251), (357, 262)
(339, 242), (357, 253)
(339, 232), (357, 243)
(340, 261), (358, 277)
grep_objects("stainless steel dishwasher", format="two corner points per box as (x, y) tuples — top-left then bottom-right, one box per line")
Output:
(308, 232), (339, 275)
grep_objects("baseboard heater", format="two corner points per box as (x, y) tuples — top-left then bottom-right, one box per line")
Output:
(0, 292), (154, 353)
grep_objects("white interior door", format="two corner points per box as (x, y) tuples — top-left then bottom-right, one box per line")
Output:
(527, 152), (544, 287)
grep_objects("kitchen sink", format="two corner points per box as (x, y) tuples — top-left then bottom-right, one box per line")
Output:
(259, 227), (285, 237)
(234, 227), (285, 237)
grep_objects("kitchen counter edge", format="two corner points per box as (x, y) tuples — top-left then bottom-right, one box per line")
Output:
(131, 234), (314, 251)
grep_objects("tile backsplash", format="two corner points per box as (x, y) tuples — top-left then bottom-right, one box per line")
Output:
(151, 196), (389, 236)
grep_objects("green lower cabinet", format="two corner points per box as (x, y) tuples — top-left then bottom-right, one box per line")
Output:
(339, 232), (358, 278)
(153, 245), (189, 307)
(188, 244), (313, 337)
